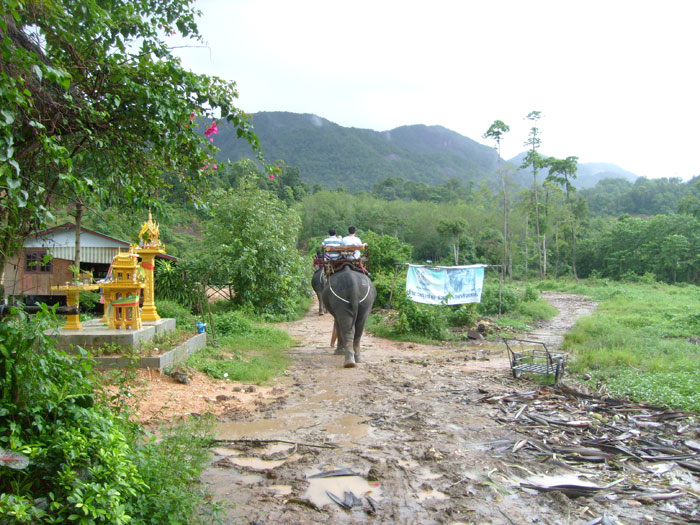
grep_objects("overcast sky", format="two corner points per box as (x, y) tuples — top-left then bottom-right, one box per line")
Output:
(173, 0), (699, 180)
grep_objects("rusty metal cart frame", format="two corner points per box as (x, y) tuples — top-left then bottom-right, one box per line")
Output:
(503, 338), (567, 382)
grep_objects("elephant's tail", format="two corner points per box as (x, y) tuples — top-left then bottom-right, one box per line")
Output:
(351, 292), (360, 326)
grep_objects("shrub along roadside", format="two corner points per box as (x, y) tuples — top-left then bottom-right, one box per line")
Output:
(543, 279), (700, 412)
(369, 281), (555, 342)
(0, 307), (216, 523)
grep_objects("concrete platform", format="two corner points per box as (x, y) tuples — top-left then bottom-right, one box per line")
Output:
(46, 317), (207, 370)
(92, 332), (207, 371)
(143, 317), (176, 335)
(51, 323), (157, 352)
(51, 317), (177, 351)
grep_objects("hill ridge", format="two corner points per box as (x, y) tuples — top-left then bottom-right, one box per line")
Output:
(213, 111), (637, 192)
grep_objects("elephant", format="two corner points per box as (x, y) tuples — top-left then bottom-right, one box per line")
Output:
(311, 268), (327, 315)
(321, 265), (377, 368)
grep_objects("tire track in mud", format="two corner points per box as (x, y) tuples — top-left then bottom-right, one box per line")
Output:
(202, 291), (603, 524)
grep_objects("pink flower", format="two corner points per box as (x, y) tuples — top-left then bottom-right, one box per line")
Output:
(210, 138), (214, 142)
(269, 174), (275, 180)
(204, 121), (218, 138)
(202, 164), (209, 170)
(189, 112), (195, 121)
(212, 164), (218, 169)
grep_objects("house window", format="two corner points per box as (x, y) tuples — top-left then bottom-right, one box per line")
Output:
(25, 250), (52, 273)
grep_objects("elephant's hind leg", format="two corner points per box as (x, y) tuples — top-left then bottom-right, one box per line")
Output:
(343, 326), (357, 368)
(332, 321), (343, 355)
(352, 310), (371, 364)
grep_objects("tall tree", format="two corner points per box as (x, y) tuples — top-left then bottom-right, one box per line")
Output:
(437, 218), (467, 265)
(521, 111), (545, 279)
(195, 180), (307, 315)
(544, 155), (580, 279)
(483, 120), (511, 280)
(0, 0), (261, 273)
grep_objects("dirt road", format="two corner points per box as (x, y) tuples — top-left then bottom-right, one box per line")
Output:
(200, 292), (697, 524)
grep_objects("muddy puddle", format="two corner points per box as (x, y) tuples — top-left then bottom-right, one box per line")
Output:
(305, 468), (382, 508)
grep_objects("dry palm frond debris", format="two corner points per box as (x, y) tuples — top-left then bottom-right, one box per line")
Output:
(478, 384), (699, 522)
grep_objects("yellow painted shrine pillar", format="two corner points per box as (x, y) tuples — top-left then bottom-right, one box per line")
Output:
(51, 284), (99, 330)
(136, 248), (163, 321)
(63, 287), (83, 330)
(135, 212), (166, 323)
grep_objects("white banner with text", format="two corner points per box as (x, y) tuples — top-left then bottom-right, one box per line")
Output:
(405, 264), (486, 305)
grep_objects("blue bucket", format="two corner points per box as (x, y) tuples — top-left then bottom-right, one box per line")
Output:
(196, 321), (207, 333)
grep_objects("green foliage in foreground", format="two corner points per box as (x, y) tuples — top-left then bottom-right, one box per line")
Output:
(543, 279), (700, 411)
(187, 309), (295, 383)
(0, 307), (214, 523)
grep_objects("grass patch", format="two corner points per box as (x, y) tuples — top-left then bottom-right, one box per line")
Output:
(493, 297), (557, 331)
(582, 370), (700, 412)
(368, 287), (556, 344)
(186, 345), (291, 384)
(188, 310), (296, 383)
(517, 298), (557, 319)
(545, 279), (700, 411)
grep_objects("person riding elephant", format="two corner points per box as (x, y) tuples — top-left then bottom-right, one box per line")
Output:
(342, 225), (364, 260)
(321, 265), (376, 368)
(321, 228), (343, 260)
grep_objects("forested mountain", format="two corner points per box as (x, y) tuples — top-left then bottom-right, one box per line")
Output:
(214, 111), (641, 193)
(581, 176), (693, 217)
(213, 112), (499, 192)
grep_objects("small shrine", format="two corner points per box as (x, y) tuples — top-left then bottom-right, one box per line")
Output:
(51, 282), (99, 330)
(101, 248), (146, 330)
(135, 212), (165, 322)
(44, 212), (206, 369)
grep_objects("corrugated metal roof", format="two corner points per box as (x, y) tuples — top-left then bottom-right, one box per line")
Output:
(29, 223), (131, 246)
(47, 246), (122, 264)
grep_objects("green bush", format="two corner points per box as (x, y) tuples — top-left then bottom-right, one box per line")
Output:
(208, 299), (237, 315)
(521, 284), (539, 303)
(154, 259), (204, 312)
(362, 231), (413, 275)
(516, 299), (557, 319)
(156, 299), (196, 330)
(194, 183), (308, 317)
(394, 297), (448, 340)
(0, 306), (214, 523)
(213, 310), (256, 335)
(477, 283), (520, 315)
(446, 303), (478, 327)
(371, 271), (406, 308)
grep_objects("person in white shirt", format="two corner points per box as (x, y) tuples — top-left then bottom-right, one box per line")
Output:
(342, 226), (363, 260)
(321, 228), (343, 260)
